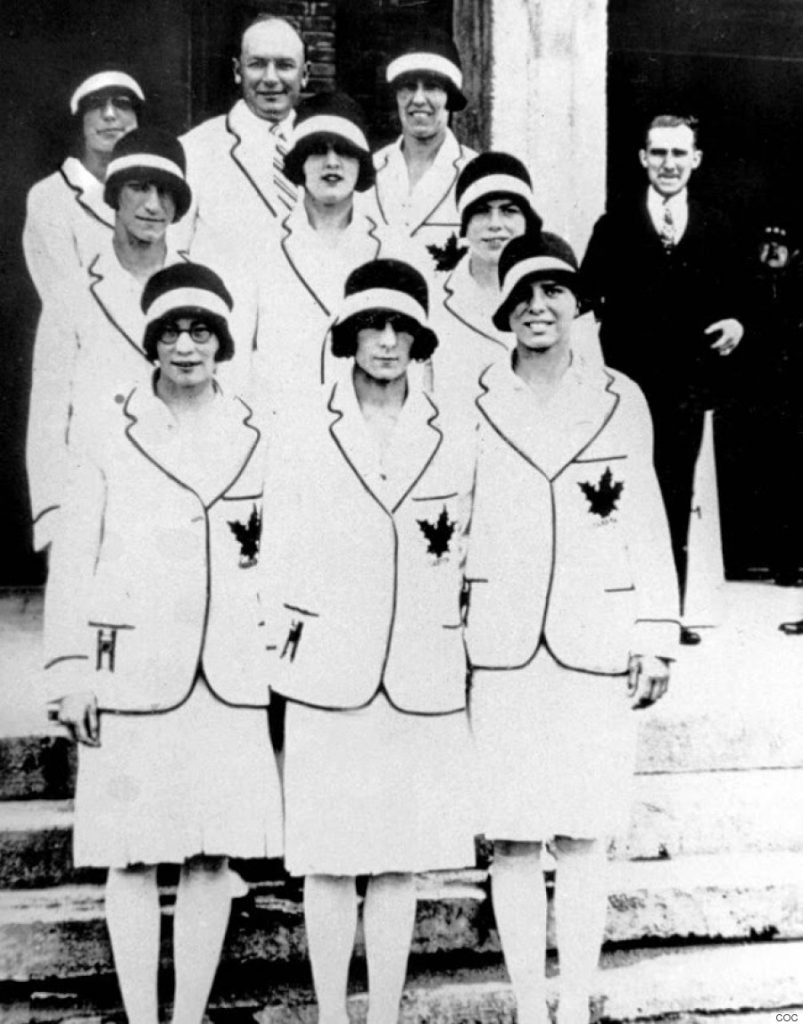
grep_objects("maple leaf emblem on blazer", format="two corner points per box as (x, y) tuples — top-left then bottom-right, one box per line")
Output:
(578, 466), (624, 519)
(417, 504), (457, 559)
(228, 504), (262, 567)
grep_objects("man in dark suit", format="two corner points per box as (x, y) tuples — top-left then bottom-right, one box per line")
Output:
(581, 114), (745, 644)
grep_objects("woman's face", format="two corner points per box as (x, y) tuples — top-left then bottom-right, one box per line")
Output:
(354, 311), (415, 382)
(303, 142), (360, 207)
(465, 197), (528, 265)
(82, 92), (138, 159)
(508, 277), (577, 353)
(116, 180), (177, 243)
(156, 314), (220, 391)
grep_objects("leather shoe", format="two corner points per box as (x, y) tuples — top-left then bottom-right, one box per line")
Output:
(779, 619), (803, 635)
(680, 626), (702, 645)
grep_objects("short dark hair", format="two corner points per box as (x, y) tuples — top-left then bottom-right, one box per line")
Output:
(644, 114), (700, 148)
(331, 310), (437, 362)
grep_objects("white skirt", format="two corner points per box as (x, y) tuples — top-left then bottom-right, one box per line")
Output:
(283, 691), (478, 876)
(470, 649), (637, 842)
(73, 677), (283, 867)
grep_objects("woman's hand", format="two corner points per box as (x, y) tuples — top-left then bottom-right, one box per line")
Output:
(57, 691), (100, 746)
(627, 654), (670, 710)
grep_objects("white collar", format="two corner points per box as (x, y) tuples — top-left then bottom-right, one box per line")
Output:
(231, 99), (296, 139)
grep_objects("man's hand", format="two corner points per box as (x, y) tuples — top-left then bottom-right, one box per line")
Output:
(57, 691), (100, 746)
(705, 317), (743, 355)
(627, 654), (670, 710)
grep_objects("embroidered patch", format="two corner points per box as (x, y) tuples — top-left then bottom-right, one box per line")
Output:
(579, 466), (624, 520)
(96, 627), (118, 672)
(228, 504), (262, 568)
(417, 504), (457, 560)
(426, 232), (464, 273)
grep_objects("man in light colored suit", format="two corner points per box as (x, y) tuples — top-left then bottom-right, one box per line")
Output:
(175, 15), (309, 257)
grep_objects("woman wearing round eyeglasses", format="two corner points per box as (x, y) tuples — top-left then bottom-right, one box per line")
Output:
(23, 68), (145, 305)
(43, 261), (282, 1024)
(261, 257), (476, 1024)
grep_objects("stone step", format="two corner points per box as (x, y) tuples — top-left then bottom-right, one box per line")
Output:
(2, 853), (802, 982)
(10, 940), (803, 1023)
(4, 761), (802, 888)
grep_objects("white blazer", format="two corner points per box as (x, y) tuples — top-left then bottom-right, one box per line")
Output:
(465, 357), (679, 674)
(23, 157), (116, 305)
(43, 385), (270, 711)
(173, 100), (295, 258)
(261, 377), (477, 714)
(364, 130), (477, 269)
(25, 241), (254, 550)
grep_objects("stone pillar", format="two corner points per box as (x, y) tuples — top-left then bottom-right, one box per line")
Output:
(455, 0), (607, 253)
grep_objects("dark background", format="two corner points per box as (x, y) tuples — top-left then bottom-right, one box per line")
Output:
(1, 0), (801, 584)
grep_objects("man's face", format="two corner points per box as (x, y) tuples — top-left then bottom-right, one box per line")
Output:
(395, 74), (450, 144)
(233, 20), (308, 123)
(116, 180), (176, 243)
(639, 125), (702, 198)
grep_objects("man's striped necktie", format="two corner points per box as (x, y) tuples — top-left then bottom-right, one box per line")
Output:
(660, 199), (676, 251)
(270, 122), (297, 213)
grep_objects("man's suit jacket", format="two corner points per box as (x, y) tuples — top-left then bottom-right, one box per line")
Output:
(465, 358), (679, 674)
(261, 378), (477, 715)
(580, 193), (745, 400)
(173, 100), (295, 258)
(43, 385), (270, 711)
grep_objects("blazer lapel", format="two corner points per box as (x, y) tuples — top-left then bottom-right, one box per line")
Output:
(280, 209), (332, 316)
(226, 102), (279, 219)
(60, 157), (115, 229)
(87, 249), (150, 361)
(476, 360), (621, 481)
(326, 379), (443, 514)
(123, 385), (261, 507)
(442, 262), (510, 350)
(408, 134), (463, 235)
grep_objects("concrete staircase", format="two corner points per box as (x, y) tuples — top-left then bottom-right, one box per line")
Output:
(1, 584), (802, 1022)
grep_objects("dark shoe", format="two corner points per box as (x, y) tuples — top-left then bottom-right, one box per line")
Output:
(773, 570), (803, 587)
(680, 626), (702, 645)
(779, 619), (803, 635)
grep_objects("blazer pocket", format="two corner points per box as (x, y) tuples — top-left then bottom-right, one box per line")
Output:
(412, 491), (459, 502)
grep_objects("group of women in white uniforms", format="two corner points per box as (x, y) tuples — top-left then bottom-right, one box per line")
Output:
(26, 25), (679, 1024)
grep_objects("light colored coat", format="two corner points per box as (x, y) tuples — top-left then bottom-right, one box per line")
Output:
(261, 377), (477, 714)
(173, 100), (295, 258)
(247, 201), (418, 409)
(465, 357), (679, 674)
(25, 241), (254, 549)
(23, 157), (115, 305)
(364, 129), (476, 269)
(43, 385), (269, 711)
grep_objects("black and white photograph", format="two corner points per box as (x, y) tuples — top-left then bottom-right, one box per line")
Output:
(0, 2), (801, 1022)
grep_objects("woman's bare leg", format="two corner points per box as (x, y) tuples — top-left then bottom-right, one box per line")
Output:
(105, 864), (161, 1024)
(363, 872), (417, 1024)
(304, 874), (359, 1024)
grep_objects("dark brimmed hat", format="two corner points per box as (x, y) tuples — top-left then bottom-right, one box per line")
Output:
(70, 70), (145, 116)
(141, 262), (235, 363)
(456, 152), (543, 236)
(104, 127), (192, 222)
(283, 92), (374, 193)
(492, 232), (580, 332)
(386, 27), (467, 112)
(331, 258), (438, 361)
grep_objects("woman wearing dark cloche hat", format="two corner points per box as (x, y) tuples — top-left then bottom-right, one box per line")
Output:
(23, 67), (145, 304)
(426, 151), (543, 398)
(44, 260), (282, 1024)
(260, 256), (478, 1024)
(230, 90), (418, 412)
(367, 26), (478, 264)
(465, 230), (680, 1024)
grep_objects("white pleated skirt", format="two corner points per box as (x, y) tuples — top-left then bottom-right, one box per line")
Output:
(470, 649), (637, 843)
(283, 691), (478, 876)
(73, 677), (283, 867)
